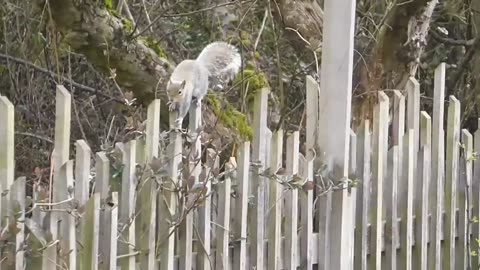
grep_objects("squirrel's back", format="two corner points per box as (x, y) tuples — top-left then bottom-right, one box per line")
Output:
(196, 41), (241, 83)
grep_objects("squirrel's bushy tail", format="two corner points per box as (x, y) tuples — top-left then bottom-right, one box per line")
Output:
(196, 41), (241, 84)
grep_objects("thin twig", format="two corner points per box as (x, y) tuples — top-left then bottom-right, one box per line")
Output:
(254, 9), (268, 52)
(0, 53), (124, 104)
(130, 0), (248, 40)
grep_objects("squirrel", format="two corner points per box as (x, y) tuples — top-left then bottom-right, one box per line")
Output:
(166, 41), (241, 127)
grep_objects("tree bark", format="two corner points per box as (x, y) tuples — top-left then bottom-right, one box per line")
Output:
(47, 0), (245, 145)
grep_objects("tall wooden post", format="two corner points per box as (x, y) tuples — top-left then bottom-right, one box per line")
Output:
(317, 0), (356, 269)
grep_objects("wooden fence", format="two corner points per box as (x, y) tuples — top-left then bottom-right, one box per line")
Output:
(1, 61), (480, 270)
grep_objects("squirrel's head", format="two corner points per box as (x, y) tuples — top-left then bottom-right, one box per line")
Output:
(166, 79), (187, 102)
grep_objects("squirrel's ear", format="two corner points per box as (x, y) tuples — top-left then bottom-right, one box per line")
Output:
(180, 80), (186, 88)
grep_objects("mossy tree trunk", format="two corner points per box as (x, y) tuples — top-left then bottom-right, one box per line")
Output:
(46, 0), (247, 145)
(270, 0), (432, 125)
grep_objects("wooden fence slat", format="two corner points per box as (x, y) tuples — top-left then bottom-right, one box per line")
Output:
(78, 193), (100, 270)
(300, 154), (314, 270)
(317, 185), (332, 270)
(369, 91), (388, 269)
(11, 177), (26, 270)
(267, 131), (283, 270)
(429, 63), (446, 270)
(43, 85), (71, 270)
(110, 192), (119, 270)
(178, 101), (199, 270)
(233, 142), (250, 270)
(412, 112), (430, 270)
(75, 140), (92, 205)
(354, 120), (371, 270)
(215, 159), (233, 269)
(285, 131), (300, 269)
(198, 148), (216, 270)
(318, 1), (356, 268)
(0, 95), (14, 270)
(137, 99), (160, 270)
(399, 129), (415, 270)
(301, 75), (317, 270)
(0, 96), (14, 222)
(348, 130), (357, 270)
(443, 96), (461, 270)
(473, 118), (480, 270)
(457, 129), (473, 270)
(406, 78), (420, 165)
(384, 146), (399, 270)
(157, 113), (181, 270)
(75, 139), (91, 270)
(55, 160), (76, 269)
(249, 87), (269, 270)
(117, 141), (137, 270)
(264, 128), (273, 215)
(95, 152), (113, 270)
(392, 90), (406, 147)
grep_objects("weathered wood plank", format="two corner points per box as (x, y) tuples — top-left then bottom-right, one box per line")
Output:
(75, 140), (92, 205)
(369, 91), (389, 269)
(443, 96), (461, 270)
(95, 152), (112, 270)
(78, 193), (100, 270)
(267, 132), (283, 270)
(354, 120), (371, 270)
(301, 75), (318, 270)
(0, 95), (14, 270)
(456, 129), (473, 270)
(233, 142), (250, 270)
(473, 119), (480, 270)
(285, 131), (300, 269)
(413, 112), (430, 270)
(413, 145), (430, 270)
(75, 140), (91, 269)
(179, 101), (201, 270)
(54, 160), (76, 269)
(399, 130), (415, 270)
(392, 90), (406, 147)
(198, 148), (216, 270)
(44, 85), (72, 269)
(429, 63), (446, 270)
(10, 177), (26, 270)
(137, 99), (160, 270)
(248, 87), (269, 270)
(0, 95), (14, 222)
(318, 0), (356, 268)
(110, 192), (119, 270)
(157, 113), (181, 270)
(215, 159), (233, 269)
(117, 141), (137, 270)
(406, 78), (420, 165)
(348, 130), (357, 270)
(384, 146), (399, 270)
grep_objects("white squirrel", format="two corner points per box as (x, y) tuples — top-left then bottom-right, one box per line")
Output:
(166, 41), (241, 126)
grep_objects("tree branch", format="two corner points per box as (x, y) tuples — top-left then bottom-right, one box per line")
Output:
(0, 52), (124, 104)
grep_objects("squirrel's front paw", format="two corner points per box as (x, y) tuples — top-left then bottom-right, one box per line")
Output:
(167, 101), (176, 111)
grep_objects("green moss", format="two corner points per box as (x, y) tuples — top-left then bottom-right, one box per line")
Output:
(121, 17), (133, 32)
(205, 92), (253, 140)
(104, 0), (113, 10)
(233, 61), (268, 105)
(138, 36), (167, 58)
